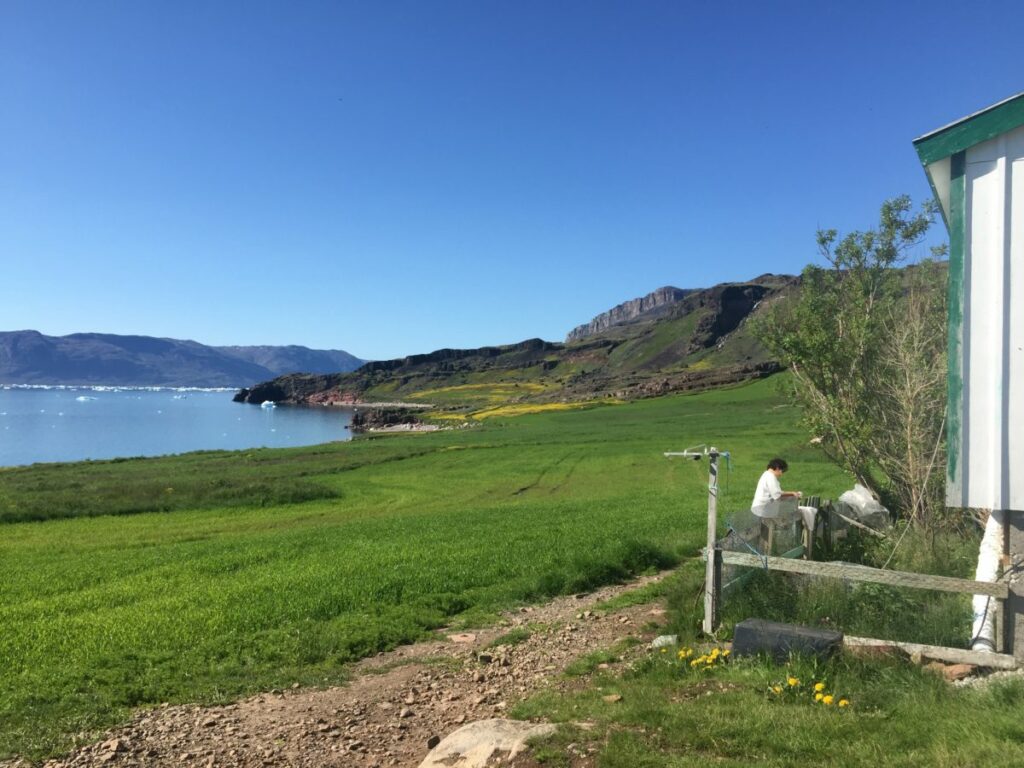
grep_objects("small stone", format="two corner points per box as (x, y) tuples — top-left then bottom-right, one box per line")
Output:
(943, 663), (977, 682)
(427, 735), (441, 750)
(399, 707), (414, 718)
(602, 694), (623, 703)
(404, 693), (416, 705)
(449, 633), (476, 643)
(102, 739), (125, 754)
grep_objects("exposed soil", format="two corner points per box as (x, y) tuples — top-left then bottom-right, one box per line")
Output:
(18, 574), (671, 768)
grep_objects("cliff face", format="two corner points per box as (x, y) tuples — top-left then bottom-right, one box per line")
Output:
(566, 286), (693, 342)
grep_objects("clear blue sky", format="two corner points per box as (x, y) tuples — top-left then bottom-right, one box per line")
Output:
(2, 1), (1021, 360)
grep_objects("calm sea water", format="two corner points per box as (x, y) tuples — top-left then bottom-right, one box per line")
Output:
(0, 387), (353, 467)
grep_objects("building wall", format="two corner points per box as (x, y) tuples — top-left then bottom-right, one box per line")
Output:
(953, 123), (1024, 509)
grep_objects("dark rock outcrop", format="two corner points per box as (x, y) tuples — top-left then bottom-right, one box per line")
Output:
(349, 407), (422, 432)
(686, 283), (771, 353)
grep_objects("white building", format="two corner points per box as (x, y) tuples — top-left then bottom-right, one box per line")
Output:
(914, 93), (1024, 511)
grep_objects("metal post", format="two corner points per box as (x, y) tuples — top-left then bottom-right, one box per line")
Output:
(704, 448), (719, 635)
(663, 444), (728, 636)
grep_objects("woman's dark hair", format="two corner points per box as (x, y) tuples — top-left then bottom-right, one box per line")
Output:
(767, 458), (788, 472)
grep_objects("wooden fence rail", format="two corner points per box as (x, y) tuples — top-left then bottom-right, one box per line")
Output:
(717, 550), (1008, 598)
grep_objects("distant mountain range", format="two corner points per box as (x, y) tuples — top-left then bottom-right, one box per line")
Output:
(235, 273), (799, 408)
(0, 331), (365, 388)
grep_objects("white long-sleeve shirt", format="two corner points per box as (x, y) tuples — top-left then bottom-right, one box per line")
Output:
(751, 469), (783, 517)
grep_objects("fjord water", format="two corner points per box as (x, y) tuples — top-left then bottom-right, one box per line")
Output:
(0, 388), (353, 467)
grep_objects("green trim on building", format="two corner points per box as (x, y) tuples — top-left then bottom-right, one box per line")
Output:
(914, 92), (1024, 166)
(946, 151), (966, 502)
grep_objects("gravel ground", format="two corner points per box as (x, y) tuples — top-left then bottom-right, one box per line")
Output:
(11, 574), (671, 768)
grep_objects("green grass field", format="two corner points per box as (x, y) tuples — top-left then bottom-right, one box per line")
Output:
(1, 377), (848, 759)
(2, 376), (999, 766)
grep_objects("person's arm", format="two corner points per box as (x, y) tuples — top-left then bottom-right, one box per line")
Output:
(769, 473), (801, 499)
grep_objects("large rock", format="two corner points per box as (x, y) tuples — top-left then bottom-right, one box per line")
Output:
(417, 719), (556, 768)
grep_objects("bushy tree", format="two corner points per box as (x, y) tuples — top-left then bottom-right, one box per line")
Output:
(757, 196), (947, 527)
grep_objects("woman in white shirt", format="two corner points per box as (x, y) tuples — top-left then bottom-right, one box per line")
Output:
(751, 458), (802, 517)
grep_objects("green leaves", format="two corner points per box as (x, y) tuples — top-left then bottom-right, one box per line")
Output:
(756, 197), (947, 525)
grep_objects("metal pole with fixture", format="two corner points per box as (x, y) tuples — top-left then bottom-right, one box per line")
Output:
(665, 445), (728, 635)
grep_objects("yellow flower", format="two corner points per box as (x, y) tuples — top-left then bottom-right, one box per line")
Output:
(690, 659), (699, 667)
(838, 699), (850, 708)
(823, 695), (834, 706)
(814, 682), (825, 692)
(660, 648), (667, 654)
(787, 676), (799, 687)
(771, 685), (782, 694)
(722, 649), (731, 656)
(814, 693), (823, 702)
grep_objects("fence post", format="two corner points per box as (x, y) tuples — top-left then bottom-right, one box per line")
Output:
(704, 449), (719, 635)
(1004, 511), (1024, 661)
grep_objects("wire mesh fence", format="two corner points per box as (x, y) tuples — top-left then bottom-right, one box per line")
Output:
(712, 502), (975, 649)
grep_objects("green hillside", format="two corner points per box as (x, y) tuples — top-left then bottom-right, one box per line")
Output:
(235, 275), (797, 412)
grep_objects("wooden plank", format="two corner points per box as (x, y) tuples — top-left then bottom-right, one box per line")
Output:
(720, 551), (1008, 598)
(1006, 511), (1024, 661)
(845, 635), (1018, 670)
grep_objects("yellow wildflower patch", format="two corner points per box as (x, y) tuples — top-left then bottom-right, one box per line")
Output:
(472, 400), (623, 420)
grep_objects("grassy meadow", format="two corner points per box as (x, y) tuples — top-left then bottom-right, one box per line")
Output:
(1, 377), (850, 759)
(2, 376), (1002, 766)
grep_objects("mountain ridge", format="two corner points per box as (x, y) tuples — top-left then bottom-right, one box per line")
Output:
(0, 331), (364, 388)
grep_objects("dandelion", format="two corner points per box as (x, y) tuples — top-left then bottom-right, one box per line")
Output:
(660, 648), (667, 654)
(813, 682), (825, 692)
(822, 695), (834, 706)
(722, 649), (731, 657)
(787, 676), (800, 687)
(690, 660), (700, 668)
(771, 685), (782, 694)
(838, 699), (850, 708)
(814, 693), (824, 702)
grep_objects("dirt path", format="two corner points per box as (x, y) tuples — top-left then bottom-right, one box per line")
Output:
(26, 574), (671, 768)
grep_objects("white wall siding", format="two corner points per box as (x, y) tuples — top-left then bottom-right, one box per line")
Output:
(956, 124), (1024, 510)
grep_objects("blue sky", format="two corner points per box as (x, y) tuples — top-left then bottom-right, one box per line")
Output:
(1, 1), (1021, 360)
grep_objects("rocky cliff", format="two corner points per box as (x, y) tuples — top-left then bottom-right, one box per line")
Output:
(566, 286), (694, 342)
